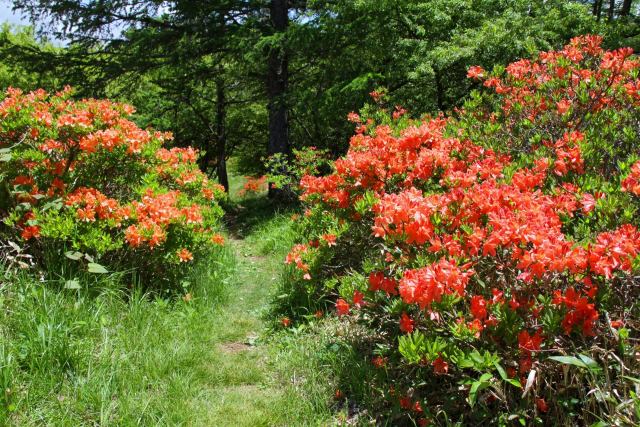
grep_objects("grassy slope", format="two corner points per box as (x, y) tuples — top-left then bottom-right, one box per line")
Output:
(1, 246), (235, 425)
(0, 170), (338, 426)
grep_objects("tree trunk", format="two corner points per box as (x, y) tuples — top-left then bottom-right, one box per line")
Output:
(215, 79), (229, 192)
(608, 0), (615, 19)
(621, 0), (632, 15)
(593, 0), (603, 19)
(266, 0), (289, 199)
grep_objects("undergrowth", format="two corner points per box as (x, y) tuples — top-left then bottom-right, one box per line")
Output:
(0, 245), (234, 425)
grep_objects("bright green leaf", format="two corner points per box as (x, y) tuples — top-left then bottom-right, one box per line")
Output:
(64, 279), (81, 289)
(87, 262), (108, 274)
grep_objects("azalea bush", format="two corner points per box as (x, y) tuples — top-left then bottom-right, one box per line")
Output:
(264, 147), (332, 198)
(285, 36), (640, 425)
(239, 175), (268, 197)
(0, 87), (226, 288)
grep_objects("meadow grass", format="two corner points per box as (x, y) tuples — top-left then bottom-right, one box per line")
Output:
(0, 245), (235, 425)
(0, 169), (358, 426)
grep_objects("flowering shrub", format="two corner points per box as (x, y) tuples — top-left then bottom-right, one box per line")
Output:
(0, 87), (226, 288)
(238, 175), (267, 197)
(263, 147), (331, 200)
(286, 36), (640, 424)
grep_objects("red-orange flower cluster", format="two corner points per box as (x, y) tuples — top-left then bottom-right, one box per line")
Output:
(291, 37), (640, 417)
(1, 88), (225, 276)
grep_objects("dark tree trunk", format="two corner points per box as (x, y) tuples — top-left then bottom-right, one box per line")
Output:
(215, 79), (229, 192)
(594, 0), (604, 20)
(608, 0), (615, 19)
(266, 0), (289, 199)
(621, 0), (633, 15)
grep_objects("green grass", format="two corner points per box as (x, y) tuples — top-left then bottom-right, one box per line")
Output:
(186, 233), (337, 426)
(0, 246), (235, 425)
(0, 169), (352, 426)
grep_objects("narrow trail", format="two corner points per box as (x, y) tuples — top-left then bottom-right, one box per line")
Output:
(191, 233), (287, 425)
(183, 176), (334, 426)
(181, 173), (320, 426)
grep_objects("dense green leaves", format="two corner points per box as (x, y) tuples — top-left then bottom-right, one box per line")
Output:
(5, 0), (634, 174)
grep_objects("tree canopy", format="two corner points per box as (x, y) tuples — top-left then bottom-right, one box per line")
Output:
(2, 0), (639, 190)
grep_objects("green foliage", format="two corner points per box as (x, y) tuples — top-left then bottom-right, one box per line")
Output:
(285, 0), (603, 152)
(264, 146), (332, 201)
(3, 0), (624, 173)
(0, 24), (61, 91)
(0, 88), (227, 289)
(398, 332), (448, 364)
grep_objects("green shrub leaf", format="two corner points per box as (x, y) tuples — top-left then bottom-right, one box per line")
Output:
(87, 263), (108, 274)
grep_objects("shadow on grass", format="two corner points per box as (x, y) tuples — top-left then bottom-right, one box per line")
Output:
(223, 193), (298, 240)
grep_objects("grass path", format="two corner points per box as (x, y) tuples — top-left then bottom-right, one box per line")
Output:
(186, 180), (335, 426)
(190, 234), (290, 425)
(1, 176), (337, 426)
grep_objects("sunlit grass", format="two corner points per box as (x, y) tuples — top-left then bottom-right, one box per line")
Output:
(0, 164), (352, 426)
(0, 245), (235, 425)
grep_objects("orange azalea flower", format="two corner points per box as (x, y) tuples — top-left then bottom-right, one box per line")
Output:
(399, 395), (412, 410)
(321, 233), (337, 246)
(372, 356), (387, 368)
(556, 99), (572, 115)
(239, 175), (266, 195)
(346, 112), (361, 123)
(467, 65), (485, 79)
(432, 357), (448, 375)
(125, 225), (143, 247)
(177, 248), (193, 262)
(536, 398), (549, 413)
(518, 330), (544, 354)
(211, 233), (225, 245)
(21, 225), (40, 240)
(610, 319), (624, 328)
(182, 205), (203, 224)
(76, 207), (96, 222)
(335, 298), (350, 316)
(148, 227), (167, 248)
(202, 188), (214, 200)
(622, 161), (640, 195)
(399, 312), (414, 334)
(352, 290), (365, 307)
(470, 295), (488, 321)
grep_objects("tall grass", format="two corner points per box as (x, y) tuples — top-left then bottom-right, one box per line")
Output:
(0, 245), (234, 425)
(1, 168), (382, 425)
